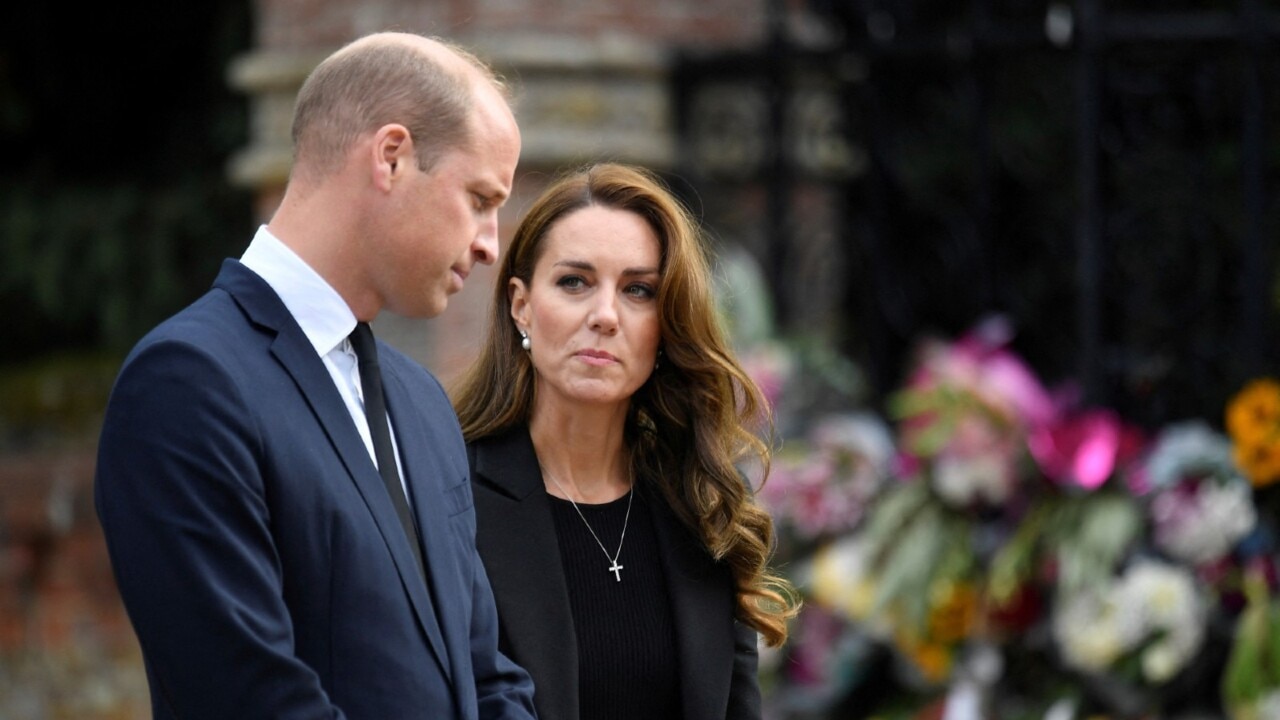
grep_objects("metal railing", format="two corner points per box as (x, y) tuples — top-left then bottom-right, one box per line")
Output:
(675, 0), (1279, 425)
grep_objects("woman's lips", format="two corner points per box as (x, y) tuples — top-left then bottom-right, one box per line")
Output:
(575, 349), (618, 365)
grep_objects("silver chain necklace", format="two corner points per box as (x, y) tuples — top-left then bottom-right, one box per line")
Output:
(541, 465), (634, 582)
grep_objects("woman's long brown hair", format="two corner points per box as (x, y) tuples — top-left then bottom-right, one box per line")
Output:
(451, 162), (798, 646)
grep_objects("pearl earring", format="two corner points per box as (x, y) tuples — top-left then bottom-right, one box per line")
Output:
(520, 330), (531, 352)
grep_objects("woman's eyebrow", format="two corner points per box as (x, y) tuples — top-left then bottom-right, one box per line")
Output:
(552, 260), (659, 276)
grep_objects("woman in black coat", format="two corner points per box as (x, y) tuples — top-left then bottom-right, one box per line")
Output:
(451, 163), (796, 720)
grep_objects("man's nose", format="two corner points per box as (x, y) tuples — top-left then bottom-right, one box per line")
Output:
(473, 217), (499, 265)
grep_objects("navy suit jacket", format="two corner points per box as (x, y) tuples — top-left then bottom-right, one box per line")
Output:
(468, 427), (762, 720)
(95, 260), (537, 719)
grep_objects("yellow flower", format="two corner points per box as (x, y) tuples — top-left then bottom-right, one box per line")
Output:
(1226, 378), (1280, 487)
(894, 628), (954, 683)
(1226, 378), (1280, 445)
(1235, 440), (1280, 488)
(927, 581), (979, 645)
(884, 581), (982, 684)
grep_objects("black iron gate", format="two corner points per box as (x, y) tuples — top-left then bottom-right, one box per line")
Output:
(674, 0), (1280, 428)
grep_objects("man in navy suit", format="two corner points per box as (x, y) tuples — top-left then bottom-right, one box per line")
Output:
(94, 31), (536, 719)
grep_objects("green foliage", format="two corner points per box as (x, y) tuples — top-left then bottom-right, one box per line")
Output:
(0, 0), (252, 363)
(1223, 572), (1280, 717)
(988, 489), (1143, 605)
(0, 177), (249, 357)
(0, 351), (121, 450)
(861, 482), (973, 632)
(1054, 491), (1145, 598)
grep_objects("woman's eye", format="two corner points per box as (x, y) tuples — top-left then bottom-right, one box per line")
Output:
(626, 283), (656, 299)
(556, 275), (586, 290)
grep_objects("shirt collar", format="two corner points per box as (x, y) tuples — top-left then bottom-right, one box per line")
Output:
(239, 225), (356, 357)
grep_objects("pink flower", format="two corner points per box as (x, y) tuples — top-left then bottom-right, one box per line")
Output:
(953, 318), (1056, 428)
(1028, 409), (1146, 491)
(759, 424), (889, 538)
(892, 450), (923, 480)
(738, 342), (794, 410)
(1028, 409), (1123, 490)
(931, 419), (1023, 506)
(903, 316), (1055, 433)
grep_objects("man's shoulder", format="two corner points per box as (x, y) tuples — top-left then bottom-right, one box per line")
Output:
(132, 258), (293, 354)
(378, 340), (444, 392)
(129, 287), (249, 358)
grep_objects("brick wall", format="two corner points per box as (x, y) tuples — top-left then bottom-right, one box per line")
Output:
(255, 0), (766, 50)
(0, 448), (148, 719)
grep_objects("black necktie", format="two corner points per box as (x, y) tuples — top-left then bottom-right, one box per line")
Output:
(349, 322), (426, 582)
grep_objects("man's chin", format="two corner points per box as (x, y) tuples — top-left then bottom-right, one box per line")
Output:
(388, 296), (447, 319)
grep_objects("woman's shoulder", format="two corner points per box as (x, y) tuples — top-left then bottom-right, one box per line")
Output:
(466, 425), (544, 500)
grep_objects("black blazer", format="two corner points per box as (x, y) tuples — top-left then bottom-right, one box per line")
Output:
(467, 426), (762, 720)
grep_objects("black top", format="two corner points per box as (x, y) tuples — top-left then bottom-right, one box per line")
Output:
(469, 425), (763, 720)
(548, 487), (683, 720)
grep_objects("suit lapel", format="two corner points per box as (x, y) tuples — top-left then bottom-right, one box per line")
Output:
(216, 261), (451, 682)
(651, 496), (734, 719)
(381, 364), (458, 684)
(471, 428), (579, 720)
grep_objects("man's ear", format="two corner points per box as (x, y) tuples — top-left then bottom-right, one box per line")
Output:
(371, 124), (413, 192)
(509, 277), (530, 327)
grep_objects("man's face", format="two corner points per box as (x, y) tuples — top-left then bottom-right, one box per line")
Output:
(376, 91), (520, 318)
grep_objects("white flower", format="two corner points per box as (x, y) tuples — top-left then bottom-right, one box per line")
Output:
(1052, 586), (1141, 671)
(1257, 690), (1280, 720)
(1120, 560), (1206, 682)
(1145, 420), (1237, 490)
(1053, 560), (1206, 683)
(933, 453), (1014, 506)
(1141, 639), (1183, 684)
(1153, 480), (1257, 565)
(812, 412), (896, 478)
(807, 535), (887, 635)
(1121, 560), (1201, 627)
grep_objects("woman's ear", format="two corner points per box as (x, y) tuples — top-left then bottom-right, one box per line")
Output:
(509, 277), (530, 328)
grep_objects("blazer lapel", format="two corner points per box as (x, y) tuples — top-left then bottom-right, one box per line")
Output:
(651, 497), (735, 719)
(471, 428), (579, 720)
(216, 261), (451, 682)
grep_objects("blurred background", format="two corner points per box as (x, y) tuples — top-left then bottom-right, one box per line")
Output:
(1, 0), (1277, 717)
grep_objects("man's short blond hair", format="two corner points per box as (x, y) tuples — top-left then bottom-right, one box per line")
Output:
(290, 33), (507, 181)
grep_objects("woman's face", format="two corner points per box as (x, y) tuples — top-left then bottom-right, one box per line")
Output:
(510, 204), (663, 410)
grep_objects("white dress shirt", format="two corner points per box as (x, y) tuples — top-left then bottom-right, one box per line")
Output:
(239, 225), (409, 495)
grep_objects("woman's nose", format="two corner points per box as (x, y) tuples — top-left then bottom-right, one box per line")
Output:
(588, 293), (619, 334)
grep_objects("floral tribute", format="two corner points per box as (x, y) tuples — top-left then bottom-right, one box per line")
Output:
(1226, 379), (1280, 489)
(750, 316), (1280, 720)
